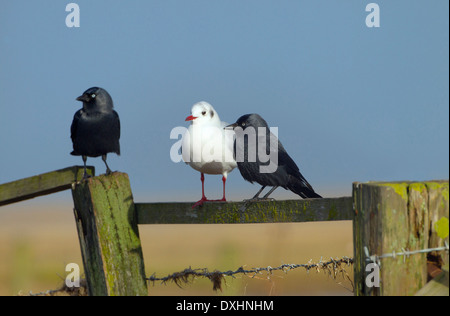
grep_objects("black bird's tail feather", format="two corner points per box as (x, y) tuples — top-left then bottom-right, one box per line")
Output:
(287, 176), (322, 199)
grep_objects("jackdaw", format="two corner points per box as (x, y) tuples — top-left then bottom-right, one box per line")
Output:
(226, 114), (322, 200)
(70, 87), (120, 178)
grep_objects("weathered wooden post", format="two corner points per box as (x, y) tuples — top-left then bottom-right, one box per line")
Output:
(353, 181), (449, 296)
(71, 172), (148, 296)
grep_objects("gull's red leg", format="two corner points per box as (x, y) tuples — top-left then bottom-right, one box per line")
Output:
(201, 173), (207, 200)
(220, 176), (227, 201)
(193, 173), (207, 208)
(192, 174), (228, 208)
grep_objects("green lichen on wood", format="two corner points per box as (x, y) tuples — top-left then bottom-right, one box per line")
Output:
(378, 182), (409, 201)
(435, 217), (449, 239)
(425, 181), (449, 197)
(327, 204), (339, 221)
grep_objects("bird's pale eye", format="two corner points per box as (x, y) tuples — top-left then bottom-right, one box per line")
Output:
(241, 122), (246, 127)
(202, 111), (206, 116)
(91, 94), (96, 98)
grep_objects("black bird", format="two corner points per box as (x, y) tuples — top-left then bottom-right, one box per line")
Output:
(226, 114), (322, 200)
(70, 87), (120, 178)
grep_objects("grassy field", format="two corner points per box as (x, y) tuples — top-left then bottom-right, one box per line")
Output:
(0, 198), (354, 296)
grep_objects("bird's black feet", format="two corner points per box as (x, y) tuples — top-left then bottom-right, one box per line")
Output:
(243, 197), (276, 203)
(81, 172), (92, 181)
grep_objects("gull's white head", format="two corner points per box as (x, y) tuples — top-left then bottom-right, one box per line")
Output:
(185, 101), (221, 126)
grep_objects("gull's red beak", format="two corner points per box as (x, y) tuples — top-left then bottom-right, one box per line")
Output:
(185, 115), (197, 121)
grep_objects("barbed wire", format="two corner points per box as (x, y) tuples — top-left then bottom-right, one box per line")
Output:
(21, 279), (88, 296)
(147, 257), (354, 292)
(22, 257), (354, 295)
(23, 244), (449, 295)
(365, 241), (449, 266)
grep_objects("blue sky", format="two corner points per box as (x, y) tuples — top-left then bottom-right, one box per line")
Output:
(0, 1), (448, 202)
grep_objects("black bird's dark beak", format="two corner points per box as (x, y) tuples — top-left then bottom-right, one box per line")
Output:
(224, 122), (238, 130)
(76, 94), (89, 102)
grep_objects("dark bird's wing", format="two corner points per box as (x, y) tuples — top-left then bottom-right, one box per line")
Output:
(70, 110), (82, 156)
(278, 142), (322, 199)
(114, 110), (120, 139)
(111, 110), (121, 155)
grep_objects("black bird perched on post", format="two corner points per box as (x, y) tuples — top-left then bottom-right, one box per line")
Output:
(226, 113), (322, 200)
(70, 87), (121, 178)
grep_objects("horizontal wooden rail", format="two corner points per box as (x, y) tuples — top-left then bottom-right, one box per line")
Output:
(415, 265), (449, 296)
(135, 197), (353, 224)
(0, 166), (95, 207)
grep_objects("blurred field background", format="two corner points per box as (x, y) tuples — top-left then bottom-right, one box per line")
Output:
(0, 192), (353, 296)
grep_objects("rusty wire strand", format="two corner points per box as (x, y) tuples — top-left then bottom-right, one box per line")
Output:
(147, 257), (354, 292)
